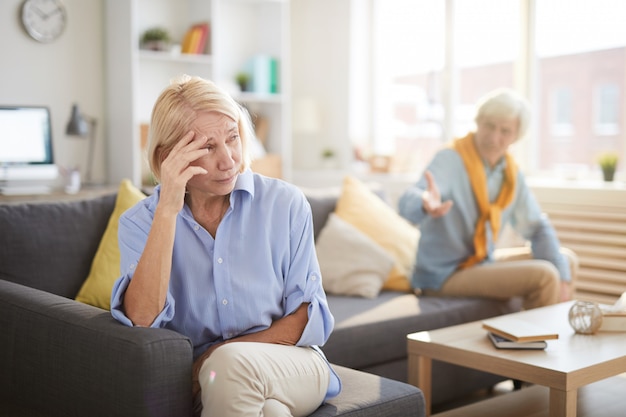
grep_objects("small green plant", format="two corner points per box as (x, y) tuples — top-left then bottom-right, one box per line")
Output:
(141, 27), (170, 51)
(597, 152), (619, 182)
(235, 72), (250, 91)
(142, 27), (170, 43)
(597, 152), (618, 168)
(321, 148), (335, 159)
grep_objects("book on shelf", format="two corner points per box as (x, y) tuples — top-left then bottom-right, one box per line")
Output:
(482, 317), (559, 343)
(193, 22), (209, 54)
(181, 22), (209, 54)
(246, 55), (279, 94)
(487, 332), (547, 350)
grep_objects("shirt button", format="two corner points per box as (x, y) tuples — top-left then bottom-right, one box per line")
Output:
(222, 299), (228, 305)
(311, 275), (317, 281)
(217, 258), (223, 264)
(193, 225), (200, 231)
(130, 263), (136, 270)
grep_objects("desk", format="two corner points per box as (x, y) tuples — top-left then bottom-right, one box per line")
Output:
(407, 302), (626, 417)
(0, 186), (118, 205)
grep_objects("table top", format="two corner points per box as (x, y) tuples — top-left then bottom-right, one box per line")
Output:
(407, 301), (626, 390)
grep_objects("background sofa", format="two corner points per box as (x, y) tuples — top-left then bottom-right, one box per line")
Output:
(0, 188), (425, 417)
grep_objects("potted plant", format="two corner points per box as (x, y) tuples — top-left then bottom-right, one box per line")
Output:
(597, 152), (619, 182)
(141, 27), (171, 51)
(321, 148), (335, 159)
(235, 72), (250, 92)
(321, 148), (337, 169)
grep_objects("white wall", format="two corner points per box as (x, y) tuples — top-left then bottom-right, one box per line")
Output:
(291, 0), (352, 171)
(0, 0), (105, 185)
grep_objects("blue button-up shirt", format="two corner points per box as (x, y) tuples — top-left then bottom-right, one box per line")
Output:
(398, 148), (570, 291)
(111, 169), (340, 399)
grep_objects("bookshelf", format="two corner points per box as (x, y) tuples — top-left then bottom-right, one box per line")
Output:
(105, 0), (291, 186)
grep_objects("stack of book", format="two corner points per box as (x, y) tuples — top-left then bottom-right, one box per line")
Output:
(245, 55), (279, 94)
(181, 22), (209, 55)
(482, 317), (559, 350)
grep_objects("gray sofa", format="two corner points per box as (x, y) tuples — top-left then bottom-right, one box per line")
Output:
(0, 192), (425, 417)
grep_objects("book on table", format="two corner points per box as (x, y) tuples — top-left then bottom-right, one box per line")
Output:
(487, 332), (548, 350)
(482, 316), (559, 343)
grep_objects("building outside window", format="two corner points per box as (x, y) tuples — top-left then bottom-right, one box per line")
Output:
(594, 83), (620, 136)
(364, 0), (625, 180)
(550, 87), (574, 137)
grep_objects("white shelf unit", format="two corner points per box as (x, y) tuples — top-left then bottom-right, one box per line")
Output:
(105, 0), (291, 186)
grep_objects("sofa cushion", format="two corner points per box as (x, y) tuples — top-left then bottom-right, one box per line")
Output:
(316, 213), (394, 298)
(75, 180), (146, 309)
(0, 194), (116, 298)
(334, 176), (419, 292)
(310, 365), (425, 417)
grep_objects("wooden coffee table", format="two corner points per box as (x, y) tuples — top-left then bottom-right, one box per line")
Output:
(407, 301), (626, 417)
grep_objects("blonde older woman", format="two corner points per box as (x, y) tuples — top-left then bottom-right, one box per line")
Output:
(111, 75), (340, 416)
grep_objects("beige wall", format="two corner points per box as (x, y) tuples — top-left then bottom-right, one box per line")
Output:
(0, 0), (105, 184)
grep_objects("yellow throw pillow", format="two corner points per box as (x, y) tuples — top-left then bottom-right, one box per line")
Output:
(75, 179), (146, 309)
(334, 175), (420, 292)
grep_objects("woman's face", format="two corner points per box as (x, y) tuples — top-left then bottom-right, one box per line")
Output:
(473, 115), (519, 168)
(185, 111), (243, 197)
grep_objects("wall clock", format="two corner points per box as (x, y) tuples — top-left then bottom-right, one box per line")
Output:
(21, 0), (67, 43)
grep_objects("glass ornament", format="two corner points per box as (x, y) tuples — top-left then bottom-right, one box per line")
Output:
(568, 300), (603, 334)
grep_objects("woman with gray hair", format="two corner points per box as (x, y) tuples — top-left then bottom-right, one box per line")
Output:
(110, 75), (340, 416)
(398, 88), (577, 310)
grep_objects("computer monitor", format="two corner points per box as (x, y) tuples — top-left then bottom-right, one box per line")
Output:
(0, 105), (59, 194)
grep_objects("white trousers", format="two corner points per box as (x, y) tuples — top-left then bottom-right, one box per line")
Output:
(198, 342), (330, 417)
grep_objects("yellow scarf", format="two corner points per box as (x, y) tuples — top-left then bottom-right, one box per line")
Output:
(452, 133), (517, 269)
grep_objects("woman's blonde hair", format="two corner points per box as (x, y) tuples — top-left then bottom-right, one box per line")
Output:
(474, 88), (531, 140)
(147, 75), (254, 182)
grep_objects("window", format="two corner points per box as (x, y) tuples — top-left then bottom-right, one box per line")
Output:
(365, 0), (625, 179)
(550, 88), (574, 137)
(366, 0), (446, 173)
(535, 0), (626, 175)
(594, 83), (620, 136)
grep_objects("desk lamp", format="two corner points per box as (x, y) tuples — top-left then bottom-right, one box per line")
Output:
(66, 103), (97, 184)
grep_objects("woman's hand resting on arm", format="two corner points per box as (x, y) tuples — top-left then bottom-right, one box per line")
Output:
(124, 131), (209, 327)
(191, 302), (310, 399)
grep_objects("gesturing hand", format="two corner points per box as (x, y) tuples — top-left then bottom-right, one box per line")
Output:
(158, 130), (209, 215)
(422, 170), (453, 218)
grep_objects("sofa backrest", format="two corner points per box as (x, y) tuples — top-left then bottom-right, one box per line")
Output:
(302, 188), (340, 240)
(0, 194), (116, 298)
(0, 185), (380, 299)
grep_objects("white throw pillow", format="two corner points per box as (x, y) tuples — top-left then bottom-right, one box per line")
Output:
(316, 213), (395, 298)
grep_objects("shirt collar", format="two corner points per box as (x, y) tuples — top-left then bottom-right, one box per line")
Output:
(233, 168), (255, 199)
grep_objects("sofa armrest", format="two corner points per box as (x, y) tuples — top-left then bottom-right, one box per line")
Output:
(0, 279), (193, 417)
